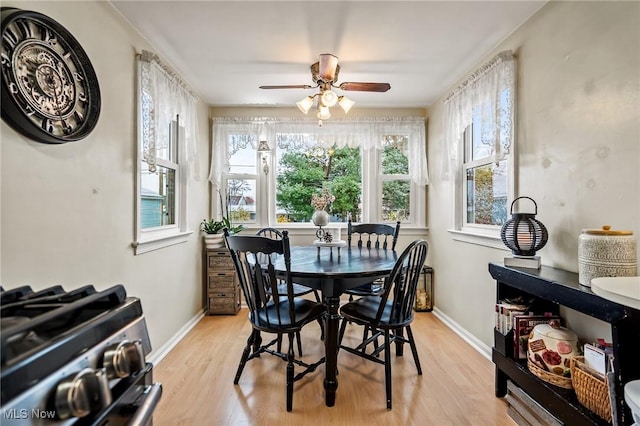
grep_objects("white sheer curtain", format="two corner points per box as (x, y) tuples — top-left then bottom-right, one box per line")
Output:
(208, 116), (428, 188)
(442, 50), (515, 180)
(138, 50), (200, 180)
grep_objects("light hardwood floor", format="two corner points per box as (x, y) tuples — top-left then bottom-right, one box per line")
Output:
(152, 309), (515, 426)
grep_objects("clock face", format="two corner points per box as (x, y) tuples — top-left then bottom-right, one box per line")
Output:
(1, 7), (100, 144)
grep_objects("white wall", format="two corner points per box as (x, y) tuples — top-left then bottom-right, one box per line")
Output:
(0, 1), (211, 355)
(428, 1), (639, 348)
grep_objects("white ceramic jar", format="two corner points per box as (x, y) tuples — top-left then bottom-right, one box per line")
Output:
(578, 225), (637, 287)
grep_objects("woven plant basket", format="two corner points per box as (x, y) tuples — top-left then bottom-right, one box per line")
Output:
(570, 356), (612, 423)
(527, 359), (573, 389)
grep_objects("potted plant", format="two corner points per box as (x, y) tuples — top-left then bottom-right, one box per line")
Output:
(201, 217), (245, 248)
(201, 190), (246, 248)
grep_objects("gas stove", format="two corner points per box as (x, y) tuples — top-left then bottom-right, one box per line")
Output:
(0, 284), (162, 425)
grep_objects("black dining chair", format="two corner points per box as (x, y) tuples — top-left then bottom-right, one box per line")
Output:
(256, 227), (322, 304)
(338, 239), (428, 410)
(345, 219), (401, 300)
(255, 227), (324, 354)
(224, 229), (326, 412)
(341, 219), (401, 348)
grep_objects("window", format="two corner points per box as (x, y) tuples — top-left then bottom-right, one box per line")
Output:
(225, 134), (258, 224)
(212, 118), (428, 229)
(462, 93), (510, 230)
(140, 120), (178, 229)
(444, 50), (515, 246)
(135, 116), (190, 254)
(380, 135), (411, 222)
(275, 137), (362, 223)
(134, 51), (197, 254)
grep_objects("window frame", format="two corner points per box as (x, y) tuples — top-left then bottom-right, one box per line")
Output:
(376, 132), (414, 224)
(220, 128), (426, 230)
(450, 105), (516, 249)
(134, 117), (191, 254)
(223, 130), (260, 226)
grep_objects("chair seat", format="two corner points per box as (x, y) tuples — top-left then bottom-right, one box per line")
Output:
(276, 282), (317, 297)
(340, 296), (414, 329)
(344, 281), (384, 297)
(254, 298), (326, 331)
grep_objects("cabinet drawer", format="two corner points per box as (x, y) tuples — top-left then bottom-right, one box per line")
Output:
(208, 251), (234, 269)
(208, 274), (236, 291)
(208, 296), (238, 315)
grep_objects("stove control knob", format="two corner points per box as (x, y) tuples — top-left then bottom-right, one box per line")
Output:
(102, 340), (145, 379)
(55, 368), (112, 419)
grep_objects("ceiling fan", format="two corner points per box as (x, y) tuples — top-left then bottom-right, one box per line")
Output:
(259, 53), (390, 120)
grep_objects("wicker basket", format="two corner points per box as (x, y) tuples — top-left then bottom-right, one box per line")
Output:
(527, 359), (573, 389)
(570, 356), (612, 423)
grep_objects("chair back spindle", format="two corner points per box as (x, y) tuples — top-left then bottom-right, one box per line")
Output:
(348, 219), (401, 250)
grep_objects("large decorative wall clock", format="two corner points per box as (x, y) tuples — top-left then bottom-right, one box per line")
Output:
(1, 7), (100, 144)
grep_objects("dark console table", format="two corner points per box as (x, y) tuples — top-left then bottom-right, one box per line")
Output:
(489, 262), (640, 425)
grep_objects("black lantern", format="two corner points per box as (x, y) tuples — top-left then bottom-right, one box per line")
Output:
(415, 266), (433, 312)
(501, 197), (548, 257)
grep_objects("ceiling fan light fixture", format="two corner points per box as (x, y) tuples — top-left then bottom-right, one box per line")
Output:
(338, 96), (355, 114)
(319, 53), (338, 81)
(296, 95), (314, 114)
(321, 90), (338, 107)
(317, 106), (331, 120)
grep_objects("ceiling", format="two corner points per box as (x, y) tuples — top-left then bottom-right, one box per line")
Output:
(110, 1), (545, 109)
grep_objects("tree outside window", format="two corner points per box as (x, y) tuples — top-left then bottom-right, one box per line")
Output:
(276, 144), (361, 223)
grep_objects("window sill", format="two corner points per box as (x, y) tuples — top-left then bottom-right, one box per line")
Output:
(133, 230), (193, 255)
(448, 229), (509, 251)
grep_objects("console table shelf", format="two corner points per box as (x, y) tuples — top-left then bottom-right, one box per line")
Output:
(489, 262), (640, 426)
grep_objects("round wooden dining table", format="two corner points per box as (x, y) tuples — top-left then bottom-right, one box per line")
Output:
(272, 245), (399, 407)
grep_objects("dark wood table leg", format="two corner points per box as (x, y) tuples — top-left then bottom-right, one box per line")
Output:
(324, 295), (340, 406)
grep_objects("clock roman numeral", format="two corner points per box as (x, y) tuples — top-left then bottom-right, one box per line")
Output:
(2, 28), (20, 49)
(16, 19), (33, 39)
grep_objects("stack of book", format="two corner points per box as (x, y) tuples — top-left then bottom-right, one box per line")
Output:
(495, 298), (532, 335)
(495, 297), (561, 360)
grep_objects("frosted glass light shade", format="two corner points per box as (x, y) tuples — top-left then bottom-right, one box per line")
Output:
(296, 96), (314, 114)
(338, 96), (355, 113)
(317, 106), (331, 120)
(321, 90), (338, 107)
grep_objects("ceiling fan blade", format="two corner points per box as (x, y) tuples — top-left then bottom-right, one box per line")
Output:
(259, 85), (315, 90)
(339, 82), (391, 92)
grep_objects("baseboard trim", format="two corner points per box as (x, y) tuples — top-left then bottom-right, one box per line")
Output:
(148, 309), (206, 366)
(432, 307), (492, 361)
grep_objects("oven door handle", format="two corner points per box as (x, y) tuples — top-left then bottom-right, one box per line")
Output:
(129, 382), (163, 426)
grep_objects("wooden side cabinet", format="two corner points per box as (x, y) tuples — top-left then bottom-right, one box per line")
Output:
(489, 262), (640, 426)
(205, 249), (240, 315)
